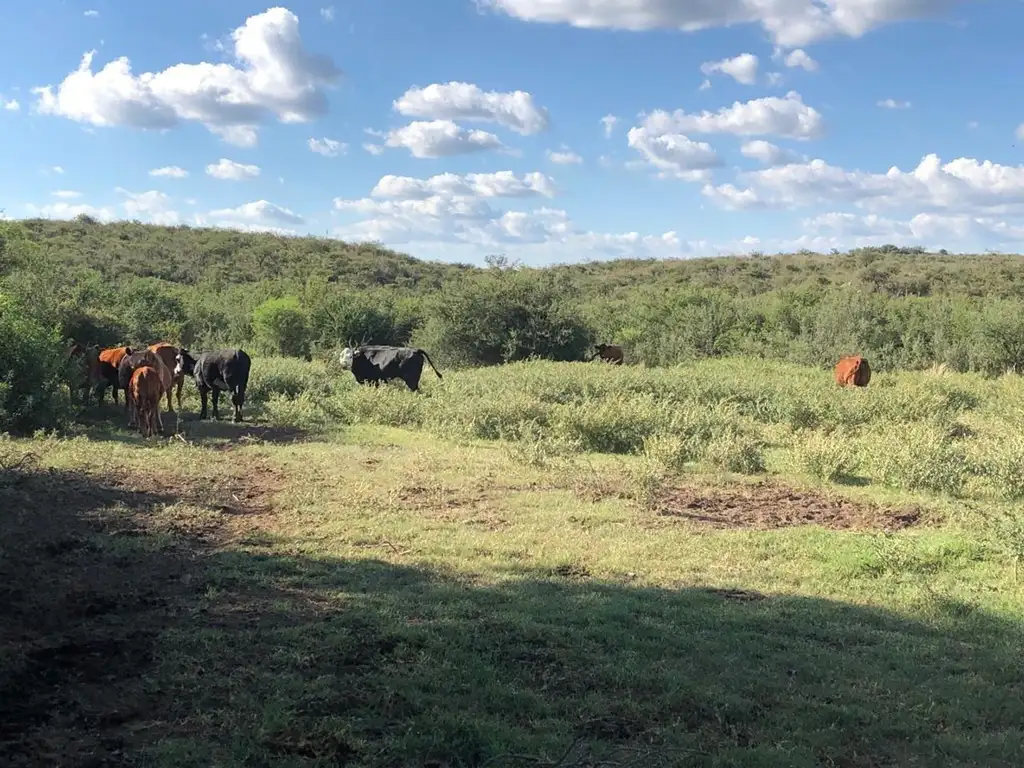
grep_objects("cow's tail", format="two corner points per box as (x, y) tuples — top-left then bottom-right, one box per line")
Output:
(419, 349), (443, 380)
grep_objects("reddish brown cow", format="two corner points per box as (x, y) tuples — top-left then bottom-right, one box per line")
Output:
(834, 355), (872, 387)
(589, 343), (624, 365)
(148, 342), (184, 412)
(130, 365), (163, 438)
(118, 349), (173, 430)
(95, 345), (133, 405)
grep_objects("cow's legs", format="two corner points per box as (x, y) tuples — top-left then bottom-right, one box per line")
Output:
(211, 389), (222, 420)
(198, 385), (210, 420)
(231, 387), (245, 423)
(175, 379), (184, 411)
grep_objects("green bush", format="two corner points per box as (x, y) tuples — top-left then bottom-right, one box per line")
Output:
(252, 296), (310, 358)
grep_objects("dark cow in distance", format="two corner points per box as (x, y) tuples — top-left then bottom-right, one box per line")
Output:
(94, 345), (133, 405)
(834, 355), (872, 388)
(339, 345), (443, 392)
(175, 348), (251, 422)
(589, 343), (624, 365)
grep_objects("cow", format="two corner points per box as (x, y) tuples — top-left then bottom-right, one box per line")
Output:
(118, 349), (173, 430)
(589, 343), (624, 365)
(94, 346), (132, 405)
(174, 348), (251, 422)
(834, 355), (872, 388)
(148, 342), (185, 413)
(130, 366), (163, 438)
(339, 345), (443, 393)
(67, 342), (96, 405)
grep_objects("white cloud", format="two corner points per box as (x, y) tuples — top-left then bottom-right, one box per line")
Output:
(547, 147), (583, 164)
(116, 187), (180, 225)
(25, 201), (114, 221)
(363, 142), (385, 155)
(206, 158), (261, 180)
(84, 10), (99, 17)
(702, 153), (1024, 216)
(3, 99), (20, 111)
(740, 140), (801, 167)
(635, 91), (825, 143)
(393, 81), (549, 135)
(320, 6), (335, 21)
(381, 119), (505, 158)
(370, 171), (556, 200)
(1015, 124), (1024, 140)
(878, 98), (911, 109)
(477, 0), (962, 47)
(149, 165), (189, 178)
(627, 117), (721, 180)
(49, 166), (65, 174)
(601, 114), (618, 138)
(51, 190), (82, 199)
(700, 53), (759, 85)
(783, 49), (818, 71)
(698, 79), (712, 91)
(206, 200), (305, 232)
(308, 136), (347, 157)
(32, 7), (340, 147)
(766, 72), (784, 87)
(797, 211), (1024, 250)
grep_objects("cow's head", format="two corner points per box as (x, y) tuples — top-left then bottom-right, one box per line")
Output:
(595, 344), (608, 353)
(175, 348), (197, 377)
(339, 347), (354, 370)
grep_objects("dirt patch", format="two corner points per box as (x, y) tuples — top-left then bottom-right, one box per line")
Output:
(705, 587), (768, 602)
(655, 482), (925, 532)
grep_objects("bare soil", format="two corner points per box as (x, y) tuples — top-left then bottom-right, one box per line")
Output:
(655, 481), (925, 531)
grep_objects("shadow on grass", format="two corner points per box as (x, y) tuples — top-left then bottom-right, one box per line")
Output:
(69, 401), (313, 448)
(2, 459), (1023, 768)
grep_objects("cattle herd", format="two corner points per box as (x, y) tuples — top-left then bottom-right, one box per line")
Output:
(66, 339), (872, 438)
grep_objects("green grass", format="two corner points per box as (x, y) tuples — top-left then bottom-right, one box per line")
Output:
(2, 357), (1024, 766)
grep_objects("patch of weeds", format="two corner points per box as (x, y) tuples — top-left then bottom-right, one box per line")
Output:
(792, 429), (860, 483)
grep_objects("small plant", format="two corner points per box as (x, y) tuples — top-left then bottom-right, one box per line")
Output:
(793, 430), (860, 482)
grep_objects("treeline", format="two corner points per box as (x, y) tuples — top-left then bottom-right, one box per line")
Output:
(6, 215), (1024, 432)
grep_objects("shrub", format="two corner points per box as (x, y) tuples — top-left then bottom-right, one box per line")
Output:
(252, 296), (310, 358)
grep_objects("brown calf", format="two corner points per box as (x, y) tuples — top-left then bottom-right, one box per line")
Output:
(118, 350), (173, 430)
(130, 365), (163, 438)
(148, 342), (185, 412)
(834, 355), (872, 387)
(589, 343), (624, 365)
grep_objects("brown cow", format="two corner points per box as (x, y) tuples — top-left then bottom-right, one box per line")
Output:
(589, 343), (624, 365)
(834, 355), (871, 387)
(130, 365), (163, 438)
(118, 349), (173, 430)
(95, 345), (133, 405)
(148, 342), (184, 413)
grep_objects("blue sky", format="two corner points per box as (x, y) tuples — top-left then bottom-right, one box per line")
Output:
(2, 0), (1023, 265)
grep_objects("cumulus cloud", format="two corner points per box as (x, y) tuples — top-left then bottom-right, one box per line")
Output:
(32, 7), (340, 146)
(782, 48), (818, 71)
(477, 0), (962, 47)
(333, 172), (686, 260)
(206, 200), (305, 232)
(740, 140), (801, 167)
(51, 190), (82, 199)
(25, 201), (114, 221)
(370, 171), (555, 200)
(700, 53), (759, 85)
(381, 120), (505, 158)
(635, 92), (825, 147)
(3, 99), (20, 111)
(308, 137), (347, 157)
(878, 98), (911, 109)
(84, 10), (99, 17)
(206, 158), (260, 180)
(547, 148), (583, 164)
(117, 187), (180, 225)
(149, 165), (188, 178)
(627, 118), (721, 180)
(393, 81), (549, 135)
(702, 154), (1024, 216)
(320, 6), (335, 21)
(601, 114), (618, 137)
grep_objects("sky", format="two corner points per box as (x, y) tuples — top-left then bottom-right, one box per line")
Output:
(2, 0), (1023, 266)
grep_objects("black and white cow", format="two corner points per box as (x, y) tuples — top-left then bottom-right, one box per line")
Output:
(339, 345), (443, 392)
(174, 348), (251, 422)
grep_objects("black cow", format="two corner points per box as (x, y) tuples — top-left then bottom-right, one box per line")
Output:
(174, 348), (251, 422)
(339, 345), (442, 392)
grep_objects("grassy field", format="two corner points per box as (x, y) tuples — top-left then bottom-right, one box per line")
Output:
(3, 357), (1024, 767)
